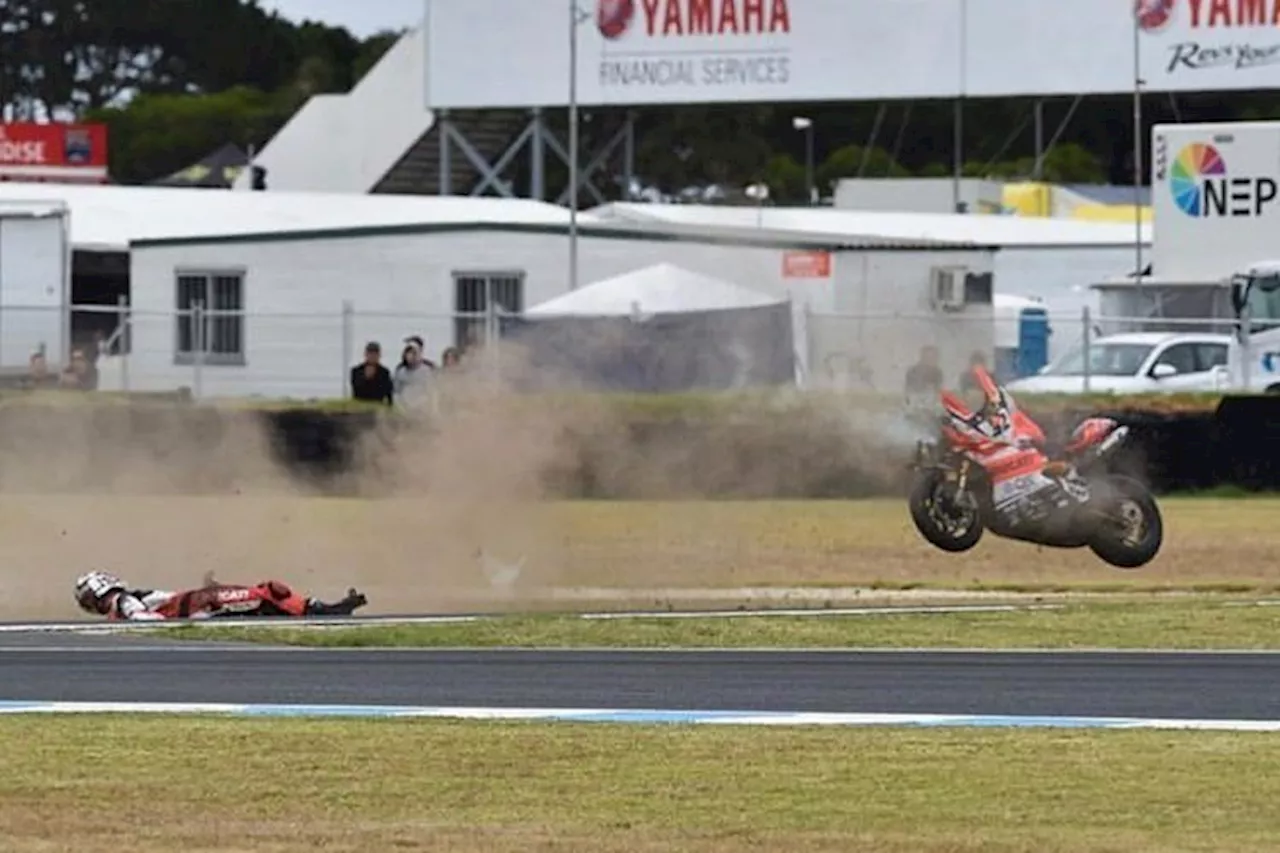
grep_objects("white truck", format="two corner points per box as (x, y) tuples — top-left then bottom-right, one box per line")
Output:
(0, 201), (70, 370)
(1081, 121), (1280, 393)
(1227, 259), (1280, 393)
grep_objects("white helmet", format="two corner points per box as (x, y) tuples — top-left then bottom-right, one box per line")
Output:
(74, 571), (126, 615)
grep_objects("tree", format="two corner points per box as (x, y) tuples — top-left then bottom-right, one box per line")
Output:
(86, 86), (292, 184)
(0, 0), (383, 119)
(760, 155), (808, 203)
(634, 105), (777, 191)
(817, 143), (912, 189)
(0, 0), (301, 117)
(353, 31), (402, 83)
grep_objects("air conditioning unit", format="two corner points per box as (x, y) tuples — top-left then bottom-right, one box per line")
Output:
(930, 266), (968, 311)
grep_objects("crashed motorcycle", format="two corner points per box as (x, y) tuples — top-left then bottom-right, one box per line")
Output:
(906, 372), (1163, 569)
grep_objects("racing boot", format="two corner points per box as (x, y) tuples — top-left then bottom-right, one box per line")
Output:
(303, 588), (368, 616)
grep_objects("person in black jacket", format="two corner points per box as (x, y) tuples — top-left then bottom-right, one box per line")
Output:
(350, 341), (393, 405)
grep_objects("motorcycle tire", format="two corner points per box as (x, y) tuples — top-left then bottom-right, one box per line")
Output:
(1086, 475), (1163, 570)
(908, 469), (984, 553)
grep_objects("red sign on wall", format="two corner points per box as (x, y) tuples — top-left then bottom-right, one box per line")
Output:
(0, 123), (109, 183)
(782, 250), (831, 278)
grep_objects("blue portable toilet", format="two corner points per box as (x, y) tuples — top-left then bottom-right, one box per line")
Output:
(993, 294), (1051, 381)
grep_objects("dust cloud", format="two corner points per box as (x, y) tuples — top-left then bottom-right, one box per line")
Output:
(0, 341), (917, 623)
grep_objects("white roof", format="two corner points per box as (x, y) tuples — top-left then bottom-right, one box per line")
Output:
(590, 202), (1152, 248)
(1091, 274), (1229, 289)
(1093, 331), (1231, 346)
(994, 293), (1046, 311)
(527, 263), (781, 317)
(0, 182), (590, 252)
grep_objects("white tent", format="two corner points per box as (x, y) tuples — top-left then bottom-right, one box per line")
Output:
(526, 262), (781, 317)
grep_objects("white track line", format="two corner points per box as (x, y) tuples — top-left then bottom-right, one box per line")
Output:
(3, 645), (1279, 655)
(0, 604), (1063, 634)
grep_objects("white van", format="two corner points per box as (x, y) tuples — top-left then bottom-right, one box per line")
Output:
(1006, 331), (1231, 395)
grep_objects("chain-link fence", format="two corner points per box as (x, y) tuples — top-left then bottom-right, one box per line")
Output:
(77, 302), (470, 400)
(0, 301), (1263, 399)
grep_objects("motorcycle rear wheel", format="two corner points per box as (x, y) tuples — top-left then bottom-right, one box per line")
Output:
(908, 470), (984, 553)
(1086, 475), (1163, 569)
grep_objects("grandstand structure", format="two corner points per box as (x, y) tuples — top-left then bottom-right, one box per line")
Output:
(241, 0), (1280, 218)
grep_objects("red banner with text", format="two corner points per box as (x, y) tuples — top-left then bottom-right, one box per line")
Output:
(0, 123), (109, 183)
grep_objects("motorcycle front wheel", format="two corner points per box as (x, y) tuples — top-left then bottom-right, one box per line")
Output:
(1086, 475), (1163, 569)
(908, 469), (984, 553)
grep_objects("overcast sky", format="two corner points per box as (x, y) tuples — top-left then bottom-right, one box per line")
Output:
(259, 0), (423, 38)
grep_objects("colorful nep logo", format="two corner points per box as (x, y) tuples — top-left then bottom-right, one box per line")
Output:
(1170, 142), (1277, 217)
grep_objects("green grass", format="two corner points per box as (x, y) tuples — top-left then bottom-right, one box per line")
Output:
(1, 716), (1276, 852)
(163, 600), (1280, 650)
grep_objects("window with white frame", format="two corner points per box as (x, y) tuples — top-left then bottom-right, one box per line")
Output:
(453, 270), (525, 348)
(174, 271), (245, 365)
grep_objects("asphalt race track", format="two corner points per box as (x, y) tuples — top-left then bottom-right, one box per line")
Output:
(2, 633), (1279, 720)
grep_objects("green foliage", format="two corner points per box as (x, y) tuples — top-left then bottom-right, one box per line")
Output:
(816, 144), (913, 186)
(0, 0), (297, 115)
(1, 0), (400, 183)
(1020, 143), (1107, 184)
(85, 87), (291, 184)
(758, 154), (809, 203)
(635, 105), (778, 190)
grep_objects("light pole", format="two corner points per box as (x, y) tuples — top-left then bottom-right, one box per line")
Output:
(745, 183), (770, 227)
(568, 1), (590, 291)
(792, 116), (815, 204)
(1132, 2), (1145, 290)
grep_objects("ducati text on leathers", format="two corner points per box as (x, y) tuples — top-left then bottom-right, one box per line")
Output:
(907, 365), (1163, 569)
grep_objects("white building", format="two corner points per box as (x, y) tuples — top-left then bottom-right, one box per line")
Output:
(0, 183), (996, 400)
(833, 178), (1008, 215)
(590, 203), (1151, 362)
(0, 181), (595, 377)
(128, 217), (994, 399)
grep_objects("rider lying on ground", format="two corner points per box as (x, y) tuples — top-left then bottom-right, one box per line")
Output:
(74, 570), (367, 621)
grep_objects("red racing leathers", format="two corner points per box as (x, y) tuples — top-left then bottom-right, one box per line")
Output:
(104, 581), (317, 621)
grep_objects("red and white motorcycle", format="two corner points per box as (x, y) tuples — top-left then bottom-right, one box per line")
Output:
(907, 366), (1164, 569)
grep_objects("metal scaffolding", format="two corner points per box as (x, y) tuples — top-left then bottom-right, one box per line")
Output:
(435, 108), (636, 204)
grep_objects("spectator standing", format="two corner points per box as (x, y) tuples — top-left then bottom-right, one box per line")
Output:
(350, 341), (393, 406)
(393, 339), (434, 411)
(60, 349), (97, 390)
(22, 351), (59, 390)
(441, 347), (461, 369)
(904, 345), (944, 397)
(403, 335), (437, 369)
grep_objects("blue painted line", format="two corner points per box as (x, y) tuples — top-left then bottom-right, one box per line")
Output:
(931, 715), (1133, 729)
(235, 704), (420, 718)
(564, 709), (757, 724)
(0, 701), (44, 713)
(0, 701), (1275, 730)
